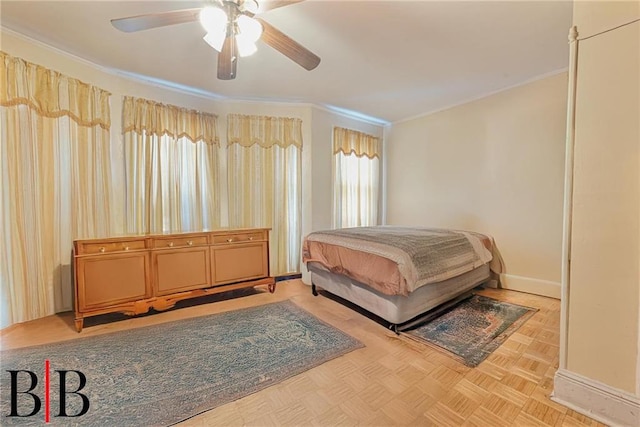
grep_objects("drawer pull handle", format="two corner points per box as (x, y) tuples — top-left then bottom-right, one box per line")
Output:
(187, 240), (193, 246)
(99, 247), (106, 253)
(226, 238), (233, 242)
(168, 242), (174, 247)
(248, 237), (254, 241)
(124, 246), (130, 251)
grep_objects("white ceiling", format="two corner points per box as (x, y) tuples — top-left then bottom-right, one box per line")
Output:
(0, 0), (572, 123)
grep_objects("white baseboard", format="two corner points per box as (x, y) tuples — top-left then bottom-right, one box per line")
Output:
(499, 274), (561, 299)
(553, 368), (640, 427)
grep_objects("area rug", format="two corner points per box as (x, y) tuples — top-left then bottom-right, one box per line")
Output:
(0, 301), (362, 426)
(404, 295), (537, 367)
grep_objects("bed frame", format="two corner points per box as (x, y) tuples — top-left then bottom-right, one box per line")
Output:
(308, 263), (491, 333)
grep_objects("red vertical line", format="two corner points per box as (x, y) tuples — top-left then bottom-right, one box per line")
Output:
(45, 359), (50, 423)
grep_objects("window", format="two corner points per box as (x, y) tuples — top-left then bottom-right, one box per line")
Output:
(1, 52), (112, 327)
(123, 97), (221, 234)
(333, 127), (381, 228)
(227, 114), (302, 275)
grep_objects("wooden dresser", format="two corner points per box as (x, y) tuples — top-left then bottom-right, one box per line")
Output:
(73, 228), (275, 332)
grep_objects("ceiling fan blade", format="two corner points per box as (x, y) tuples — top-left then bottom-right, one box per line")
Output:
(257, 18), (320, 71)
(258, 0), (305, 13)
(111, 8), (201, 32)
(218, 36), (238, 80)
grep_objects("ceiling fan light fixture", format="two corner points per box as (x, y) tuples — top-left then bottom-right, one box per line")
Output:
(237, 15), (263, 43)
(236, 36), (257, 57)
(199, 6), (227, 33)
(242, 0), (259, 14)
(203, 31), (225, 52)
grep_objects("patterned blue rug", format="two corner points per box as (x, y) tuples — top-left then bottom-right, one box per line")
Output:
(1, 301), (362, 426)
(405, 295), (537, 367)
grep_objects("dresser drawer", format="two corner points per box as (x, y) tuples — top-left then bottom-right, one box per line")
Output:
(211, 242), (268, 284)
(78, 239), (147, 254)
(212, 232), (265, 245)
(76, 252), (151, 309)
(153, 235), (208, 249)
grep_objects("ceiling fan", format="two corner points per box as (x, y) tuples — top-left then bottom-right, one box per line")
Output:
(111, 0), (321, 80)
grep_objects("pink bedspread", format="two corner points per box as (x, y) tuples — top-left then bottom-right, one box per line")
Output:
(302, 226), (503, 296)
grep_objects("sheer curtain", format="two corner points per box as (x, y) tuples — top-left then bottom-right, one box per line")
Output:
(0, 52), (113, 328)
(123, 97), (221, 234)
(227, 114), (302, 275)
(333, 127), (381, 228)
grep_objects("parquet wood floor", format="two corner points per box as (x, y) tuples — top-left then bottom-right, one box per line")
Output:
(1, 280), (604, 426)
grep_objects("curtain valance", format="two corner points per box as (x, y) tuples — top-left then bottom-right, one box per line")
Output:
(123, 96), (219, 145)
(0, 51), (111, 129)
(333, 127), (380, 159)
(227, 114), (303, 149)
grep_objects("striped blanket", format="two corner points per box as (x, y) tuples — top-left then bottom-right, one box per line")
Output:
(303, 226), (500, 295)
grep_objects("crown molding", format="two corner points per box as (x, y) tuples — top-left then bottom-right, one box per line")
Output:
(1, 26), (227, 101)
(393, 67), (569, 125)
(1, 26), (387, 127)
(314, 104), (390, 126)
(4, 25), (562, 129)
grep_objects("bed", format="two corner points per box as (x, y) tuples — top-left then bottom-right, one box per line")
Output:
(302, 226), (503, 332)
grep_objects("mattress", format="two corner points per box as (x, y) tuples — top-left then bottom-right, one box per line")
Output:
(303, 226), (501, 296)
(309, 262), (491, 325)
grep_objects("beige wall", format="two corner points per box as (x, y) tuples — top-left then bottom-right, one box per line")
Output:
(300, 107), (385, 283)
(572, 0), (640, 37)
(563, 0), (639, 396)
(386, 73), (568, 297)
(309, 107), (385, 231)
(0, 29), (382, 312)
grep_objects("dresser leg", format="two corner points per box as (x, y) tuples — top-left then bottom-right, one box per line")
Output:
(74, 317), (84, 333)
(268, 282), (276, 293)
